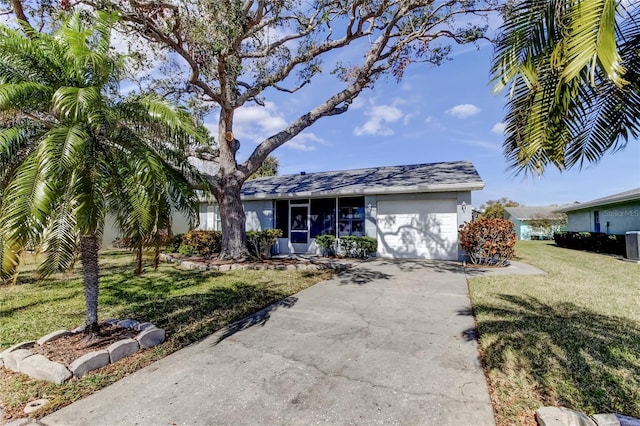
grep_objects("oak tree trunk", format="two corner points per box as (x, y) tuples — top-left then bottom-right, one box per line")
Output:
(216, 179), (249, 259)
(79, 235), (100, 335)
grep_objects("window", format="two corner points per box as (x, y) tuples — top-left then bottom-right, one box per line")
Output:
(275, 200), (289, 238)
(338, 197), (365, 237)
(206, 205), (221, 231)
(310, 198), (336, 238)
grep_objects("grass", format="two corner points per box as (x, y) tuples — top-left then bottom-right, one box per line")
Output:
(0, 251), (335, 419)
(468, 241), (640, 426)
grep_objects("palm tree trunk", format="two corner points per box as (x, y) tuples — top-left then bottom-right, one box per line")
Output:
(135, 243), (143, 276)
(154, 243), (160, 271)
(79, 235), (100, 335)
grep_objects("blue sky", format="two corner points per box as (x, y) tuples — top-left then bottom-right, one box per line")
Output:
(227, 41), (640, 209)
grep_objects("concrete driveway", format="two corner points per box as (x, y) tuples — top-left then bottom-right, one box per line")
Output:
(42, 260), (494, 426)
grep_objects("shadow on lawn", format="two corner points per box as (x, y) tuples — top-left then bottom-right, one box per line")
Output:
(469, 295), (640, 417)
(100, 267), (301, 348)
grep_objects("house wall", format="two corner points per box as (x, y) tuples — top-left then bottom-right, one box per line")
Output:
(244, 200), (274, 231)
(566, 201), (640, 234)
(101, 210), (192, 248)
(196, 190), (475, 259)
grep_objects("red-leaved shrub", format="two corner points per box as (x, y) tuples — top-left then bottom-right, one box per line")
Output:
(458, 218), (516, 266)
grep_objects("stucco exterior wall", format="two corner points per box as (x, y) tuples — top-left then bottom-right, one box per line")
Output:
(566, 201), (640, 234)
(244, 200), (274, 231)
(101, 210), (192, 248)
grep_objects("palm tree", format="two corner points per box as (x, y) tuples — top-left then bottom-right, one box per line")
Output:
(109, 155), (198, 275)
(0, 11), (203, 334)
(491, 0), (640, 175)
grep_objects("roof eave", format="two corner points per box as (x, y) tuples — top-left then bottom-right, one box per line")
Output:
(555, 195), (640, 212)
(239, 182), (485, 201)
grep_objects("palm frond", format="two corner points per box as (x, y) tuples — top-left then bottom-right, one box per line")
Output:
(52, 86), (102, 122)
(562, 0), (625, 86)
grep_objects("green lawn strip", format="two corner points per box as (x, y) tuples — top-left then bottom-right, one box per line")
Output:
(469, 241), (640, 426)
(0, 251), (335, 419)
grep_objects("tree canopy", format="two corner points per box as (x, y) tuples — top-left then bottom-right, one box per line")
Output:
(480, 198), (521, 219)
(492, 0), (640, 175)
(5, 0), (500, 258)
(86, 0), (497, 257)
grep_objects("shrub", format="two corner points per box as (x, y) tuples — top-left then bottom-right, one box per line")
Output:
(178, 244), (198, 257)
(246, 229), (283, 259)
(111, 237), (130, 249)
(315, 234), (337, 257)
(179, 230), (222, 258)
(553, 231), (626, 255)
(166, 233), (184, 253)
(338, 236), (378, 258)
(458, 218), (516, 266)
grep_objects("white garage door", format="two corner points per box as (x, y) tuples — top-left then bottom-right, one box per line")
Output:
(377, 199), (458, 259)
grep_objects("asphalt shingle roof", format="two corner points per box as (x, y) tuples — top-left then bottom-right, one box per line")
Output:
(504, 206), (566, 220)
(241, 160), (484, 199)
(555, 187), (640, 212)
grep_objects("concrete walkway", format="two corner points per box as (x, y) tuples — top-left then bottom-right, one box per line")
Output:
(42, 260), (495, 426)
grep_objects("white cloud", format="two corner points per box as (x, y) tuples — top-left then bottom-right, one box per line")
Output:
(403, 113), (416, 126)
(492, 122), (506, 134)
(425, 115), (434, 124)
(233, 102), (288, 143)
(286, 133), (325, 151)
(354, 104), (403, 136)
(446, 104), (482, 119)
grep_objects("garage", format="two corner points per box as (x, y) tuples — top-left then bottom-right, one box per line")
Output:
(377, 199), (458, 259)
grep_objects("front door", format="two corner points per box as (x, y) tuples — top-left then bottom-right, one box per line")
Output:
(290, 204), (309, 253)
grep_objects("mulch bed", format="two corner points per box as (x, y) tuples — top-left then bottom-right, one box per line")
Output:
(30, 324), (139, 366)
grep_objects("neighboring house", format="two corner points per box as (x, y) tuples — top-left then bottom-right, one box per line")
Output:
(554, 188), (640, 235)
(198, 161), (485, 260)
(503, 206), (567, 240)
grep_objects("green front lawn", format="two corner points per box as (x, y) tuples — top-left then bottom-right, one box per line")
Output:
(469, 241), (640, 425)
(0, 251), (334, 419)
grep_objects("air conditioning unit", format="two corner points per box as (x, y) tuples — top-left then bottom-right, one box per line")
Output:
(625, 231), (640, 260)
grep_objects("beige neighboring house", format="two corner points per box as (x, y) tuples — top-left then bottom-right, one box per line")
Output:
(503, 206), (567, 240)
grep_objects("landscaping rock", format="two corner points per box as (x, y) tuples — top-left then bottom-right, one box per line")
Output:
(108, 338), (139, 363)
(104, 318), (120, 325)
(0, 341), (36, 362)
(3, 349), (34, 372)
(593, 414), (621, 426)
(218, 264), (231, 271)
(117, 319), (139, 329)
(23, 398), (50, 414)
(536, 407), (596, 426)
(135, 327), (165, 349)
(19, 354), (72, 384)
(37, 329), (72, 346)
(71, 325), (86, 333)
(616, 415), (640, 426)
(69, 350), (110, 378)
(134, 322), (155, 331)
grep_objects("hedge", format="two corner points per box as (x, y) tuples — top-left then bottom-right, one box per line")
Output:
(553, 231), (626, 255)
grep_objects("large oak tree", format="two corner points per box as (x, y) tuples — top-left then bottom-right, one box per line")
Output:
(6, 0), (499, 258)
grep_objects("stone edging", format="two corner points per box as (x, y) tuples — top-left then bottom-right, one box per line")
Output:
(536, 406), (640, 426)
(160, 253), (354, 271)
(0, 319), (165, 384)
